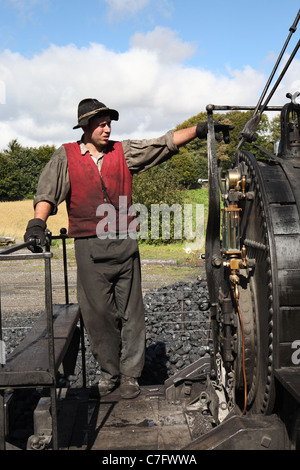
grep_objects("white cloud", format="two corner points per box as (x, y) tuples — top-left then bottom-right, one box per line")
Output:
(130, 26), (196, 64)
(102, 0), (174, 22)
(0, 79), (5, 104)
(0, 31), (299, 150)
(103, 0), (150, 19)
(275, 53), (300, 102)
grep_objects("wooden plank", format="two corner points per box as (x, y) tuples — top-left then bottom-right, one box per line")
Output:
(0, 370), (54, 387)
(0, 303), (80, 387)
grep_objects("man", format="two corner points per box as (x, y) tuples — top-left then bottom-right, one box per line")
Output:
(24, 98), (231, 399)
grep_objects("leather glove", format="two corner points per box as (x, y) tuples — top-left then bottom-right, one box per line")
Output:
(196, 121), (234, 143)
(24, 218), (47, 253)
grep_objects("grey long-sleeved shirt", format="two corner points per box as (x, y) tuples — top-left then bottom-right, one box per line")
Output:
(34, 130), (178, 215)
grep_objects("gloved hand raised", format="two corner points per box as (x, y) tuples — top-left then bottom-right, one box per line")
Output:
(24, 218), (47, 253)
(196, 121), (234, 144)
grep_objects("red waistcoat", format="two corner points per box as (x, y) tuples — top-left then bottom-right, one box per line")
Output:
(64, 141), (135, 238)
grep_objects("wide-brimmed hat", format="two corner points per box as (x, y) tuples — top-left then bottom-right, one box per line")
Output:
(73, 98), (119, 129)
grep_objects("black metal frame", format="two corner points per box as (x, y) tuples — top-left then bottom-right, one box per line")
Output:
(52, 229), (86, 387)
(0, 229), (85, 450)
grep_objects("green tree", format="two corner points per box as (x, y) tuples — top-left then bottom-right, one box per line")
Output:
(0, 140), (55, 201)
(164, 148), (198, 188)
(132, 166), (184, 244)
(268, 114), (281, 146)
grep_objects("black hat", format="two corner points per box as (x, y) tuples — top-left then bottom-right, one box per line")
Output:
(73, 98), (119, 129)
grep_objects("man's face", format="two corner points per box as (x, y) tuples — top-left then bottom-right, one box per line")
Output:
(84, 115), (112, 150)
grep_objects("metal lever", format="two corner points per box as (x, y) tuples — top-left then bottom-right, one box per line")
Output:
(172, 373), (207, 385)
(0, 239), (41, 255)
(0, 228), (52, 255)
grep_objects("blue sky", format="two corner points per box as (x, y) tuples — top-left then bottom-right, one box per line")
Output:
(1, 0), (299, 71)
(0, 0), (299, 148)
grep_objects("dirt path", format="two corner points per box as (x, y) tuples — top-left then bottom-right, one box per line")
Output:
(0, 244), (205, 317)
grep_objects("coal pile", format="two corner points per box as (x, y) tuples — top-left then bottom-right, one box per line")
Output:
(73, 277), (212, 386)
(140, 277), (211, 384)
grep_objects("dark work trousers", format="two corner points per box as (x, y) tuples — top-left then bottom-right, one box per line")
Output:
(75, 237), (146, 383)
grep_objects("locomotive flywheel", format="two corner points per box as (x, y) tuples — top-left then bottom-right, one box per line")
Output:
(214, 149), (300, 414)
(225, 151), (277, 415)
(205, 96), (300, 418)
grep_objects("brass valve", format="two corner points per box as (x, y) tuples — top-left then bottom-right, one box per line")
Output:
(223, 245), (249, 300)
(230, 272), (240, 300)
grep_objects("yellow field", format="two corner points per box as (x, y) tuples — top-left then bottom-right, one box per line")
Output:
(0, 200), (69, 241)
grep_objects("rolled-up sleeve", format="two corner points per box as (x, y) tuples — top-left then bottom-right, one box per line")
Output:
(122, 130), (179, 174)
(34, 146), (70, 215)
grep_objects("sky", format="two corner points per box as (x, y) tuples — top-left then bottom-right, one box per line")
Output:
(0, 0), (299, 149)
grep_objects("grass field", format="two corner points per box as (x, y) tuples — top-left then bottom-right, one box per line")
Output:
(0, 188), (209, 262)
(0, 199), (69, 241)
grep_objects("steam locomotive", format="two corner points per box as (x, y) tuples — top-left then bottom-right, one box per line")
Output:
(193, 11), (300, 448)
(0, 9), (299, 452)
